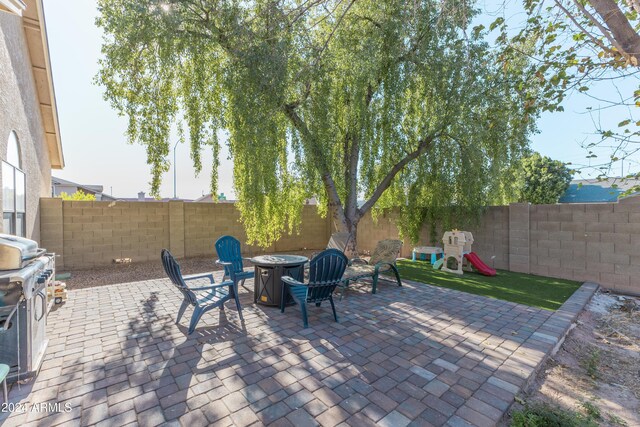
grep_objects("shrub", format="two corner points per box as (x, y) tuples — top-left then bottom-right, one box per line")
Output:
(59, 190), (96, 201)
(517, 153), (572, 204)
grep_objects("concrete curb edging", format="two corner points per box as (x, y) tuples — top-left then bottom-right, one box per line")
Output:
(493, 281), (600, 425)
(521, 282), (600, 391)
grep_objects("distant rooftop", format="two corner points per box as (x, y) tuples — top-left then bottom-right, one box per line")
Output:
(117, 192), (193, 202)
(52, 176), (103, 194)
(559, 178), (639, 203)
(192, 194), (320, 204)
(193, 193), (236, 203)
(116, 198), (194, 202)
(52, 176), (117, 201)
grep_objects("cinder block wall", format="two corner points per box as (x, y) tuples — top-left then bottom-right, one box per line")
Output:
(40, 196), (640, 295)
(183, 203), (329, 257)
(57, 200), (170, 269)
(356, 210), (404, 256)
(40, 199), (330, 270)
(271, 205), (331, 253)
(356, 206), (510, 271)
(355, 198), (639, 295)
(183, 203), (260, 258)
(468, 207), (510, 271)
(529, 196), (640, 295)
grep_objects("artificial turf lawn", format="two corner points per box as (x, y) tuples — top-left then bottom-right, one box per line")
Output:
(389, 259), (581, 311)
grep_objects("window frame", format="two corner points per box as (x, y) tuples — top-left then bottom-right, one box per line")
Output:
(3, 131), (26, 237)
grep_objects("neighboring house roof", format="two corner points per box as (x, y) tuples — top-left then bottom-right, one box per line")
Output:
(52, 176), (102, 194)
(51, 176), (117, 201)
(52, 176), (100, 194)
(117, 198), (194, 202)
(193, 194), (319, 204)
(559, 178), (639, 203)
(193, 194), (213, 203)
(7, 0), (65, 168)
(193, 193), (236, 203)
(116, 192), (192, 202)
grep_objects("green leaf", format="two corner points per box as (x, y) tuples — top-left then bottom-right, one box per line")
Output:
(490, 17), (505, 31)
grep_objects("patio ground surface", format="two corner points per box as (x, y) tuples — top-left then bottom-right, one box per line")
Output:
(0, 273), (596, 427)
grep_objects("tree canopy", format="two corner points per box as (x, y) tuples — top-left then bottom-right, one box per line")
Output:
(59, 190), (97, 201)
(517, 153), (573, 204)
(494, 0), (640, 186)
(97, 0), (540, 247)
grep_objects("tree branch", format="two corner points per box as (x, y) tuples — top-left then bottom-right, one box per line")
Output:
(352, 13), (382, 29)
(356, 132), (440, 219)
(282, 104), (348, 230)
(583, 0), (640, 62)
(287, 0), (330, 24)
(365, 79), (382, 106)
(554, 0), (610, 52)
(344, 131), (359, 227)
(572, 1), (622, 50)
(312, 0), (356, 67)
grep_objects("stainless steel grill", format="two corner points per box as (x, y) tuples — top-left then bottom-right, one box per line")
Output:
(0, 234), (54, 382)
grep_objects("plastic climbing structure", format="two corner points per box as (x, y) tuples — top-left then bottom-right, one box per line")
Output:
(433, 230), (496, 276)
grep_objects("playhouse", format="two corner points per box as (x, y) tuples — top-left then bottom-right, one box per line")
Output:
(434, 230), (496, 276)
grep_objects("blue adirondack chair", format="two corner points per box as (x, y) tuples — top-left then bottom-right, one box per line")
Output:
(215, 236), (253, 290)
(281, 249), (348, 328)
(161, 249), (243, 334)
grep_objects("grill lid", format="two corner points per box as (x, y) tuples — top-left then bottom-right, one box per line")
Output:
(0, 255), (54, 300)
(0, 234), (44, 270)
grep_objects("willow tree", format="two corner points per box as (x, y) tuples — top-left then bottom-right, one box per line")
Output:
(97, 0), (539, 248)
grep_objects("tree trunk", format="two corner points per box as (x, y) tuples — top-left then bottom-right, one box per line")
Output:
(325, 135), (439, 259)
(588, 0), (640, 62)
(330, 201), (359, 258)
(345, 219), (358, 259)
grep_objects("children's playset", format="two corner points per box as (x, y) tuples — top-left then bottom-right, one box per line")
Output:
(47, 281), (68, 304)
(411, 246), (443, 264)
(430, 230), (496, 276)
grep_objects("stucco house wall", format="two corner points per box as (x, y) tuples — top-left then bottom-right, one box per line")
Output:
(0, 0), (64, 243)
(0, 9), (53, 242)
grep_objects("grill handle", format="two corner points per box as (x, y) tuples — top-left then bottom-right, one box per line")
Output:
(22, 248), (47, 262)
(35, 292), (46, 321)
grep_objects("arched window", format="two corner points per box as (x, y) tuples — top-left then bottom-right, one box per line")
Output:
(3, 131), (26, 236)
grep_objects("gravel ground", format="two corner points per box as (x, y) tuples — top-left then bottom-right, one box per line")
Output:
(59, 251), (317, 290)
(504, 290), (640, 426)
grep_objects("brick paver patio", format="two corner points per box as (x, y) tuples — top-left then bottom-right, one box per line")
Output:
(0, 273), (595, 427)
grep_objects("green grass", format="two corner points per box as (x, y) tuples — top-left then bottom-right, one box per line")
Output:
(582, 348), (601, 379)
(510, 403), (598, 427)
(390, 259), (581, 311)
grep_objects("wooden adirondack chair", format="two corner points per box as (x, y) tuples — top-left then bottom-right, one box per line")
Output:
(161, 249), (243, 334)
(310, 232), (352, 260)
(281, 249), (348, 328)
(327, 232), (352, 252)
(342, 239), (403, 294)
(215, 235), (254, 290)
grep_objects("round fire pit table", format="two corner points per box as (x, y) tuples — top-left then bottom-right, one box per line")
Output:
(250, 255), (308, 307)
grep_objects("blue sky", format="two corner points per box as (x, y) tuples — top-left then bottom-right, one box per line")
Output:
(43, 0), (638, 199)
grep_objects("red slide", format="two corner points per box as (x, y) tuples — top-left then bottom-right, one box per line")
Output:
(464, 252), (497, 277)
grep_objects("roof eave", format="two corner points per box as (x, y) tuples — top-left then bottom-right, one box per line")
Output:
(0, 0), (26, 15)
(22, 0), (64, 169)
